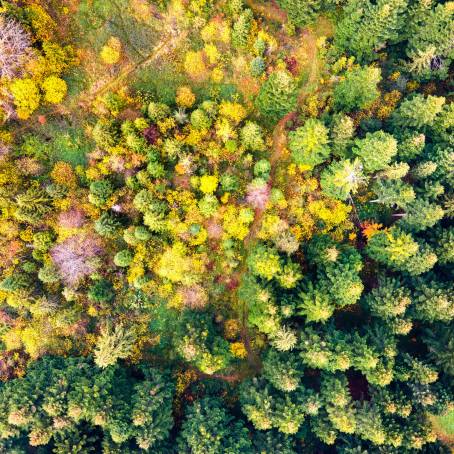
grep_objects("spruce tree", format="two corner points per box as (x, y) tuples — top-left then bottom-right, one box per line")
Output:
(255, 71), (298, 124)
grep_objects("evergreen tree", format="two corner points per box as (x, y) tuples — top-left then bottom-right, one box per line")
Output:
(255, 71), (298, 124)
(397, 198), (444, 233)
(366, 227), (419, 268)
(410, 278), (454, 322)
(352, 131), (398, 172)
(232, 9), (253, 49)
(262, 350), (302, 392)
(364, 276), (411, 319)
(423, 323), (454, 376)
(94, 324), (137, 368)
(330, 114), (355, 156)
(371, 179), (415, 208)
(406, 2), (454, 80)
(321, 158), (364, 200)
(276, 0), (321, 28)
(392, 94), (445, 129)
(333, 66), (381, 111)
(333, 0), (408, 62)
(177, 398), (252, 454)
(297, 282), (335, 323)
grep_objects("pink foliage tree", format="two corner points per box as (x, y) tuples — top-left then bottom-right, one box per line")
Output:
(0, 16), (31, 79)
(51, 234), (103, 286)
(246, 180), (270, 210)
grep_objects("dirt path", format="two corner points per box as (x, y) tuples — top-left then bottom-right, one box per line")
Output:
(244, 0), (288, 23)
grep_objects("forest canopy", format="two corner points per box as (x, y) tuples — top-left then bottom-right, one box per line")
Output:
(0, 0), (452, 452)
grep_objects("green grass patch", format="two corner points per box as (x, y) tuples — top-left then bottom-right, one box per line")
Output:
(433, 409), (454, 436)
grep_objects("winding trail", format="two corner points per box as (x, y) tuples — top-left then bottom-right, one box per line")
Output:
(227, 8), (327, 381)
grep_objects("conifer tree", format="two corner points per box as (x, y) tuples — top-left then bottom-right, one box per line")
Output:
(333, 66), (381, 111)
(392, 94), (445, 129)
(321, 158), (364, 200)
(333, 0), (408, 61)
(255, 71), (298, 124)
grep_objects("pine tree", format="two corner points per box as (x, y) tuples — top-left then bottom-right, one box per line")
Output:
(14, 187), (52, 224)
(400, 243), (437, 275)
(276, 0), (321, 28)
(297, 282), (335, 323)
(430, 226), (454, 265)
(330, 114), (355, 156)
(177, 398), (252, 454)
(299, 327), (332, 369)
(410, 278), (454, 322)
(406, 2), (454, 80)
(366, 227), (419, 268)
(364, 276), (411, 319)
(232, 9), (253, 49)
(371, 179), (415, 208)
(423, 323), (454, 376)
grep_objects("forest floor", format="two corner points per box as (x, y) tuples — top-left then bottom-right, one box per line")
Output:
(431, 408), (454, 449)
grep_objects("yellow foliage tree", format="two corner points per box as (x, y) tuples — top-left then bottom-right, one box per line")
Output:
(41, 75), (67, 104)
(10, 78), (41, 119)
(100, 37), (122, 65)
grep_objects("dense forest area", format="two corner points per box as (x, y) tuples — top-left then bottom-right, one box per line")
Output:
(0, 0), (452, 452)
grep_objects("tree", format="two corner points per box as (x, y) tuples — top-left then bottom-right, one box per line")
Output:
(371, 179), (415, 208)
(94, 324), (136, 368)
(232, 9), (253, 49)
(406, 2), (454, 80)
(247, 244), (282, 281)
(320, 158), (364, 200)
(333, 66), (381, 111)
(423, 323), (454, 376)
(241, 121), (266, 151)
(95, 212), (122, 237)
(392, 94), (445, 129)
(397, 198), (444, 232)
(297, 282), (335, 323)
(430, 226), (454, 265)
(288, 119), (330, 168)
(333, 0), (408, 62)
(89, 180), (113, 207)
(240, 379), (305, 434)
(365, 227), (419, 268)
(177, 398), (252, 454)
(352, 131), (397, 172)
(410, 278), (454, 322)
(330, 114), (355, 156)
(262, 350), (301, 392)
(0, 16), (31, 79)
(276, 0), (321, 28)
(13, 187), (52, 224)
(255, 71), (298, 124)
(364, 276), (411, 319)
(50, 234), (103, 287)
